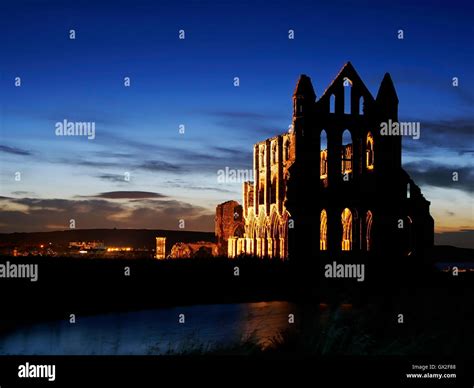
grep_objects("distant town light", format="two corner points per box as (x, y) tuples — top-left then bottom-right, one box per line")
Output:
(106, 247), (133, 252)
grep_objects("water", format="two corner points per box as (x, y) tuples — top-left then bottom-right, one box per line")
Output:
(0, 301), (295, 355)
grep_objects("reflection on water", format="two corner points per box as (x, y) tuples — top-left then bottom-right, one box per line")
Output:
(239, 301), (294, 349)
(0, 301), (296, 355)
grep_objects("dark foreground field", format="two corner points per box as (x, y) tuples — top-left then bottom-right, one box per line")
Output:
(0, 252), (473, 358)
(0, 254), (472, 386)
(0, 256), (290, 326)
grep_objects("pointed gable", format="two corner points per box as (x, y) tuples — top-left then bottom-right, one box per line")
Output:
(318, 62), (375, 114)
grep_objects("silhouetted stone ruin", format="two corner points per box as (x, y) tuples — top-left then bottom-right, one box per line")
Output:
(216, 62), (434, 265)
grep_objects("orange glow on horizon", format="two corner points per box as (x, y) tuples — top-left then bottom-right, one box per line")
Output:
(107, 247), (133, 252)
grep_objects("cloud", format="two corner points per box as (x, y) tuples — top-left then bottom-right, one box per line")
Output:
(90, 191), (168, 199)
(0, 145), (32, 156)
(214, 119), (283, 138)
(139, 160), (185, 172)
(0, 115), (257, 181)
(451, 87), (474, 107)
(402, 117), (474, 154)
(90, 151), (135, 159)
(96, 173), (130, 183)
(51, 143), (252, 179)
(205, 110), (288, 138)
(11, 191), (35, 196)
(404, 160), (473, 193)
(211, 145), (248, 157)
(206, 111), (278, 120)
(420, 117), (472, 137)
(95, 130), (253, 170)
(165, 179), (236, 194)
(54, 156), (127, 169)
(95, 130), (167, 153)
(182, 186), (235, 194)
(138, 146), (253, 175)
(0, 196), (213, 233)
(4, 107), (131, 129)
(83, 160), (127, 168)
(392, 68), (474, 109)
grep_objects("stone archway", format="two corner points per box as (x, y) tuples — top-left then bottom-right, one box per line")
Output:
(269, 209), (281, 259)
(341, 208), (353, 251)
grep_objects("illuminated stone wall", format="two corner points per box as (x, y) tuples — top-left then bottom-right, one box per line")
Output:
(155, 237), (166, 259)
(215, 200), (244, 256)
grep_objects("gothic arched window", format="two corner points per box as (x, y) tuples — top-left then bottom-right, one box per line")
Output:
(320, 209), (328, 251)
(283, 139), (290, 161)
(320, 130), (328, 179)
(329, 94), (335, 113)
(366, 132), (374, 170)
(341, 208), (352, 251)
(343, 77), (352, 114)
(270, 177), (277, 204)
(259, 146), (265, 169)
(342, 130), (353, 175)
(271, 142), (277, 164)
(366, 210), (373, 251)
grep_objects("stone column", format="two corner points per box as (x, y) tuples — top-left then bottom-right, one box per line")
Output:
(267, 237), (273, 258)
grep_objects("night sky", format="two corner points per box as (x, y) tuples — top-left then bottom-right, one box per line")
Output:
(0, 0), (472, 247)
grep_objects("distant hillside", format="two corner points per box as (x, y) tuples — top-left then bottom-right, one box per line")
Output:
(1, 231), (471, 262)
(0, 229), (215, 250)
(432, 245), (474, 262)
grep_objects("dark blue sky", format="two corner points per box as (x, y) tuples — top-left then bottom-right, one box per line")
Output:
(0, 0), (472, 247)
